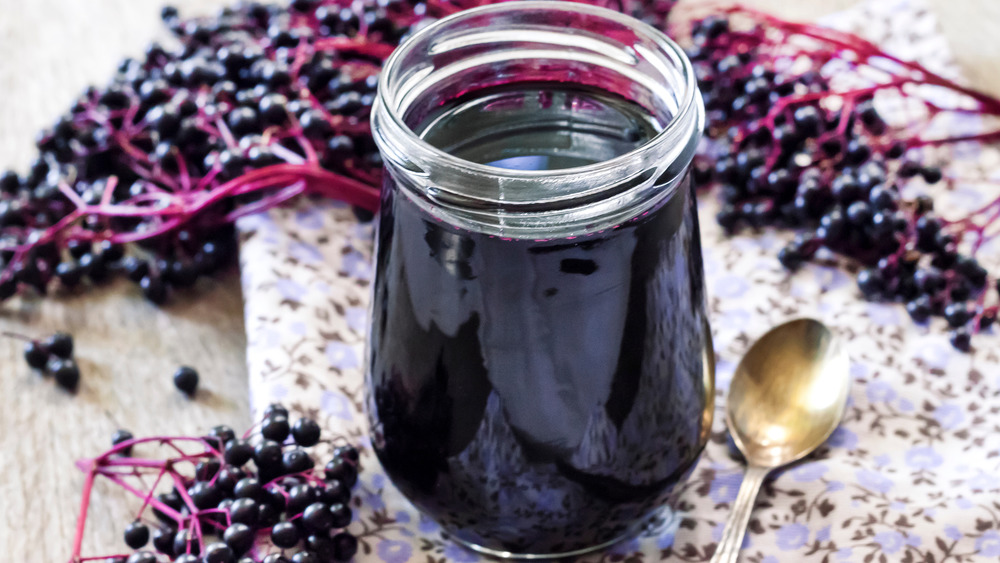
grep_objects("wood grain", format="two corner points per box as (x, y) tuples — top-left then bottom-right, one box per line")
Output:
(0, 0), (994, 560)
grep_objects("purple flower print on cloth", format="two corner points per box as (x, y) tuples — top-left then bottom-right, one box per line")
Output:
(904, 447), (944, 470)
(377, 540), (412, 563)
(874, 531), (905, 555)
(443, 544), (479, 563)
(319, 390), (352, 420)
(295, 208), (326, 230)
(288, 240), (323, 264)
(709, 471), (741, 503)
(325, 341), (359, 370)
(933, 403), (965, 429)
(826, 426), (858, 450)
(977, 531), (1000, 557)
(789, 462), (827, 482)
(865, 379), (896, 403)
(856, 469), (894, 493)
(775, 524), (809, 551)
(276, 277), (307, 301)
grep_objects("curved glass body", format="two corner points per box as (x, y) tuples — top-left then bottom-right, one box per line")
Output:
(367, 2), (713, 557)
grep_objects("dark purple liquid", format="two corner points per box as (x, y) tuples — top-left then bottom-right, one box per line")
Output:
(367, 84), (711, 555)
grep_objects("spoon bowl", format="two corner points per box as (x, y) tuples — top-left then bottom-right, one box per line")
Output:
(712, 318), (850, 563)
(727, 318), (850, 468)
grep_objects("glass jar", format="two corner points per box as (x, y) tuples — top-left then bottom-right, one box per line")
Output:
(367, 1), (712, 558)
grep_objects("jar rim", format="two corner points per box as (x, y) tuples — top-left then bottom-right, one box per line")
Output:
(374, 1), (702, 184)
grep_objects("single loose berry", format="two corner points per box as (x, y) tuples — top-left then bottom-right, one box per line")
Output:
(173, 365), (199, 395)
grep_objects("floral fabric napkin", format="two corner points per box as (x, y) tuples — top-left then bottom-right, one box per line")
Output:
(236, 1), (1000, 561)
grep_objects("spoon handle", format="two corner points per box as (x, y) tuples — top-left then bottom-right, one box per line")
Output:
(711, 465), (770, 563)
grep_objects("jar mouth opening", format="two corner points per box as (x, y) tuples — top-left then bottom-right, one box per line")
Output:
(374, 1), (701, 184)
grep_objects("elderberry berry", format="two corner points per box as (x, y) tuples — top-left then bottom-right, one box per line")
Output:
(292, 417), (321, 446)
(906, 296), (932, 324)
(230, 497), (258, 526)
(203, 541), (236, 563)
(48, 357), (80, 390)
(112, 429), (134, 455)
(950, 327), (971, 351)
(225, 439), (254, 466)
(173, 529), (200, 557)
(223, 523), (254, 555)
(124, 521), (150, 549)
(42, 332), (74, 358)
(126, 552), (156, 563)
(944, 303), (972, 328)
(173, 365), (199, 395)
(324, 457), (358, 487)
(332, 532), (358, 561)
(261, 414), (290, 441)
(23, 341), (48, 369)
(271, 521), (300, 548)
(152, 526), (175, 554)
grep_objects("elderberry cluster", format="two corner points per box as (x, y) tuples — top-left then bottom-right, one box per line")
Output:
(111, 405), (360, 563)
(22, 332), (80, 390)
(0, 0), (414, 305)
(687, 15), (997, 351)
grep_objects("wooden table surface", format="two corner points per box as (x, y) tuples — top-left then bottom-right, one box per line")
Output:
(0, 0), (996, 560)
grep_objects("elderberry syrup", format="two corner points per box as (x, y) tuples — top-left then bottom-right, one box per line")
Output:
(368, 2), (712, 557)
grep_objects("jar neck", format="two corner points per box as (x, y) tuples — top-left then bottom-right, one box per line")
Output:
(372, 1), (704, 237)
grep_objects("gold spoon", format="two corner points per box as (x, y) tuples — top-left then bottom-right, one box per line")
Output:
(711, 318), (850, 563)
